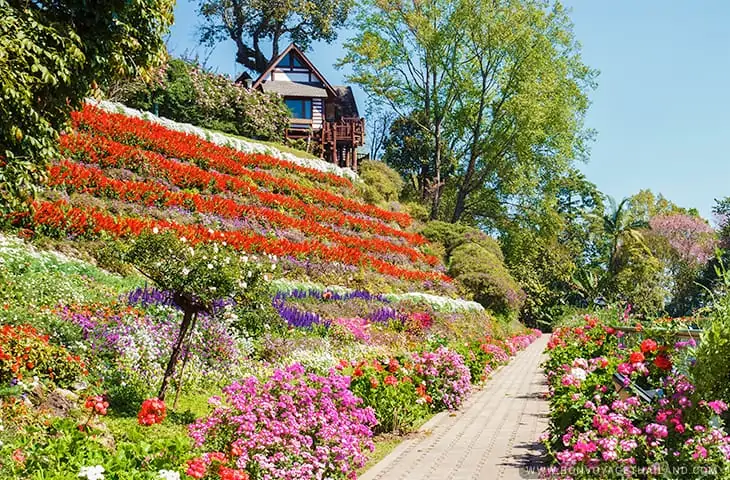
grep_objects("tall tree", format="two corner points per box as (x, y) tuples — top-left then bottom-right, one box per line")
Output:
(198, 0), (353, 74)
(447, 0), (595, 222)
(341, 0), (596, 222)
(383, 112), (453, 202)
(596, 196), (649, 276)
(340, 0), (464, 218)
(1, 0), (173, 214)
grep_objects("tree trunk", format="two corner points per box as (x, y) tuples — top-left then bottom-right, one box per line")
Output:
(429, 121), (442, 220)
(158, 308), (194, 401)
(173, 312), (198, 409)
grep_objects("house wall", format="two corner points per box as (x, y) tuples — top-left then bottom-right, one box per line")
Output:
(264, 69), (325, 85)
(312, 98), (323, 130)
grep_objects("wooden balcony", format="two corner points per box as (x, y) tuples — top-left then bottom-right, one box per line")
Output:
(322, 117), (365, 147)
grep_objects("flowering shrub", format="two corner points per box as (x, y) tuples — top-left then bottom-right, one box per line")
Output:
(109, 58), (290, 142)
(56, 300), (246, 393)
(543, 315), (730, 478)
(344, 357), (430, 434)
(188, 364), (376, 480)
(0, 324), (87, 386)
(412, 347), (472, 410)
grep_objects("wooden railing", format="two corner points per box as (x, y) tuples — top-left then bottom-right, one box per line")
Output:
(612, 325), (703, 339)
(322, 118), (365, 146)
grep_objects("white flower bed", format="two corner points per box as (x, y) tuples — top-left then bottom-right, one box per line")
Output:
(270, 278), (484, 313)
(86, 99), (360, 182)
(383, 291), (484, 313)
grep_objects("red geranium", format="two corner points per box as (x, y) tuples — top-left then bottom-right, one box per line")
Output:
(388, 358), (400, 373)
(384, 375), (398, 386)
(640, 339), (658, 354)
(629, 351), (645, 364)
(219, 467), (249, 480)
(654, 354), (672, 371)
(369, 377), (379, 389)
(186, 458), (207, 479)
(84, 395), (109, 416)
(137, 398), (166, 426)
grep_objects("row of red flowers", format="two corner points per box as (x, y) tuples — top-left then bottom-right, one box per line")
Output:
(48, 159), (439, 266)
(60, 132), (427, 246)
(75, 105), (352, 189)
(29, 200), (451, 282)
(72, 106), (413, 228)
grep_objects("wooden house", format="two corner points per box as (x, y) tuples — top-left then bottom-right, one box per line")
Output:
(244, 43), (365, 170)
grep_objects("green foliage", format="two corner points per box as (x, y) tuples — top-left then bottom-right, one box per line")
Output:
(358, 160), (404, 203)
(341, 0), (596, 222)
(348, 365), (429, 434)
(449, 242), (525, 316)
(694, 264), (730, 425)
(610, 237), (665, 316)
(109, 58), (290, 141)
(0, 417), (188, 479)
(198, 0), (354, 73)
(502, 230), (576, 328)
(382, 112), (453, 202)
(123, 231), (269, 311)
(0, 0), (173, 213)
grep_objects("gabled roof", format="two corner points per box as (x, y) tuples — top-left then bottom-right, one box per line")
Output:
(332, 86), (359, 117)
(251, 43), (337, 97)
(261, 81), (329, 98)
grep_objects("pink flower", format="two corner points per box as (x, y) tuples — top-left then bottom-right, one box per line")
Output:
(692, 445), (708, 460)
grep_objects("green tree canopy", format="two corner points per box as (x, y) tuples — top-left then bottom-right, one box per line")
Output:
(0, 0), (173, 214)
(340, 0), (596, 222)
(198, 0), (353, 73)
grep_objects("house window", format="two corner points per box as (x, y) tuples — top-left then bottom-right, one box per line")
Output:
(279, 52), (304, 69)
(285, 98), (312, 119)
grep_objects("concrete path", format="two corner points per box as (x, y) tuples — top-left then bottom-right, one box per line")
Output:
(361, 335), (550, 480)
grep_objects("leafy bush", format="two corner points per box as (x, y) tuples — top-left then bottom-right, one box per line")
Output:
(0, 324), (87, 387)
(694, 272), (730, 425)
(188, 364), (376, 479)
(420, 221), (525, 316)
(108, 58), (290, 141)
(358, 160), (404, 202)
(412, 346), (471, 410)
(449, 242), (525, 316)
(0, 0), (172, 213)
(346, 357), (429, 434)
(694, 318), (730, 425)
(0, 417), (188, 479)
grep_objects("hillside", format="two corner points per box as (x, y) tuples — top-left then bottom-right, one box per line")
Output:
(0, 104), (536, 479)
(27, 101), (457, 295)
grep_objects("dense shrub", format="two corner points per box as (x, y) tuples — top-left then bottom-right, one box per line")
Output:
(0, 417), (188, 479)
(358, 160), (404, 202)
(0, 324), (87, 387)
(412, 346), (471, 410)
(694, 282), (730, 425)
(449, 242), (525, 316)
(420, 221), (525, 316)
(346, 357), (430, 434)
(107, 58), (290, 141)
(188, 364), (376, 480)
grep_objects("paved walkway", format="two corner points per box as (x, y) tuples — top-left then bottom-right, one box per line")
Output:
(361, 335), (550, 480)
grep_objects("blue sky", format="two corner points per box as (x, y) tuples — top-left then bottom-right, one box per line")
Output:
(167, 0), (730, 220)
